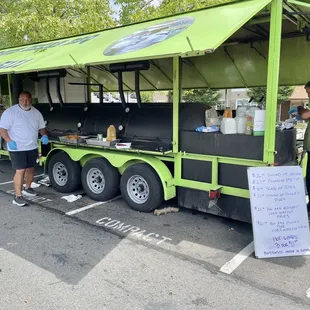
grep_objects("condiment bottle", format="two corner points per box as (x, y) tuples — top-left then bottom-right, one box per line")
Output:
(223, 106), (233, 118)
(106, 125), (116, 142)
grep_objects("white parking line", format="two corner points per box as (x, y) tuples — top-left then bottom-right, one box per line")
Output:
(307, 288), (310, 299)
(0, 174), (44, 186)
(65, 195), (122, 216)
(220, 241), (254, 274)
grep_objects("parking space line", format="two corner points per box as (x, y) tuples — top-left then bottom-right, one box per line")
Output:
(65, 195), (122, 216)
(307, 288), (310, 299)
(0, 174), (44, 186)
(220, 241), (254, 275)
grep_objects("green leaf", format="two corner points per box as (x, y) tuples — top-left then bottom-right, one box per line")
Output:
(246, 86), (295, 105)
(0, 0), (117, 49)
(182, 88), (221, 106)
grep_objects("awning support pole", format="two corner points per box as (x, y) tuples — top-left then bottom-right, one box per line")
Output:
(7, 74), (12, 107)
(46, 77), (53, 109)
(135, 69), (142, 108)
(86, 66), (91, 104)
(56, 77), (64, 108)
(264, 0), (283, 164)
(173, 56), (181, 154)
(117, 71), (126, 109)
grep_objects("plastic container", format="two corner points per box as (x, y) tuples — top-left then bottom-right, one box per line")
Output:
(106, 125), (116, 142)
(253, 110), (266, 136)
(206, 117), (220, 127)
(236, 106), (247, 118)
(205, 108), (220, 127)
(220, 118), (237, 134)
(245, 115), (253, 135)
(245, 107), (259, 135)
(235, 116), (246, 134)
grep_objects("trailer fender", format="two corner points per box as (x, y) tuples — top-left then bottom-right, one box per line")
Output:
(47, 148), (175, 201)
(44, 148), (64, 172)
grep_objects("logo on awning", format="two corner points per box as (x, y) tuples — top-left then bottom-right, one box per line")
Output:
(103, 16), (195, 56)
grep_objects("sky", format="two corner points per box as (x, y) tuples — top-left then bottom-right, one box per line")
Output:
(109, 0), (120, 17)
(109, 0), (120, 12)
(109, 0), (161, 15)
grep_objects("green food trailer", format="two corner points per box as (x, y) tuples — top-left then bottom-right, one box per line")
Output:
(0, 0), (309, 222)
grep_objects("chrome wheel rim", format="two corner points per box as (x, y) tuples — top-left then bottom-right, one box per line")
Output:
(53, 162), (68, 186)
(127, 175), (149, 204)
(87, 168), (105, 194)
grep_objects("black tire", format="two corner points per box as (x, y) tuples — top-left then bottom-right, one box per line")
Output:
(120, 163), (163, 212)
(81, 158), (120, 201)
(48, 151), (81, 193)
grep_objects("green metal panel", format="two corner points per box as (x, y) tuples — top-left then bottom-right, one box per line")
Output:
(279, 37), (310, 85)
(1, 2), (309, 90)
(86, 36), (310, 91)
(46, 146), (176, 200)
(174, 153), (182, 185)
(181, 152), (267, 166)
(177, 179), (250, 198)
(172, 56), (182, 190)
(221, 43), (268, 88)
(301, 153), (308, 177)
(183, 37), (310, 89)
(174, 151), (266, 198)
(211, 158), (219, 188)
(187, 48), (247, 89)
(287, 0), (310, 8)
(7, 74), (12, 107)
(173, 56), (181, 153)
(181, 59), (211, 89)
(86, 67), (91, 103)
(264, 0), (283, 164)
(0, 0), (271, 75)
(0, 150), (9, 157)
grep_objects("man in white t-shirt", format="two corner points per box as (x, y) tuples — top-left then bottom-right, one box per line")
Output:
(0, 91), (49, 206)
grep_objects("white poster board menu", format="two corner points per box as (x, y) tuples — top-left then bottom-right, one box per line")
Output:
(247, 166), (310, 259)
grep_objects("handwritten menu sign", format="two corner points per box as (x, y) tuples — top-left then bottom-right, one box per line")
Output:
(247, 166), (310, 258)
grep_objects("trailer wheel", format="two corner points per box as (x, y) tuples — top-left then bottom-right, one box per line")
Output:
(120, 163), (163, 212)
(48, 151), (81, 193)
(81, 158), (119, 201)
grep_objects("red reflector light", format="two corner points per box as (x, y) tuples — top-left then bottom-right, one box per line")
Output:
(209, 190), (220, 199)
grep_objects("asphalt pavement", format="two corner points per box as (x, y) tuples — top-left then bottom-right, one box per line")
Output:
(1, 158), (310, 309)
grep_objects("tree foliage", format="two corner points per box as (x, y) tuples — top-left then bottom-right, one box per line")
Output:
(0, 0), (116, 49)
(182, 89), (221, 105)
(114, 0), (237, 25)
(0, 0), (237, 48)
(141, 91), (155, 102)
(246, 86), (295, 104)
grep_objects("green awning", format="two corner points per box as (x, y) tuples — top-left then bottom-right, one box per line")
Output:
(287, 0), (310, 8)
(0, 0), (271, 75)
